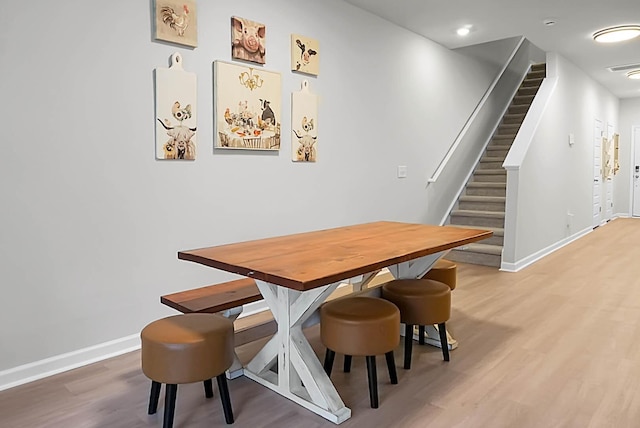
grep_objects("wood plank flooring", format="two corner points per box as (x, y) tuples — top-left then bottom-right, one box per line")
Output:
(2, 218), (640, 427)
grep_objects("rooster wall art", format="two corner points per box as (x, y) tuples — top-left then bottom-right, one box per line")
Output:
(154, 1), (197, 48)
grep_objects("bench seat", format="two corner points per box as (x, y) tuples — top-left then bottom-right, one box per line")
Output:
(161, 278), (262, 314)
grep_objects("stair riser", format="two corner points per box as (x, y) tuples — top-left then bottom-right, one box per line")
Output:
(527, 71), (545, 79)
(489, 139), (514, 147)
(509, 105), (528, 115)
(450, 215), (505, 228)
(503, 115), (525, 124)
(446, 249), (501, 268)
(518, 87), (538, 96)
(473, 174), (506, 183)
(481, 235), (505, 246)
(458, 200), (505, 212)
(478, 161), (504, 169)
(498, 125), (520, 134)
(465, 187), (506, 197)
(521, 79), (543, 88)
(513, 96), (534, 105)
(486, 149), (509, 158)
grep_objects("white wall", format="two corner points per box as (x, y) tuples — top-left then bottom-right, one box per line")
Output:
(512, 55), (619, 262)
(617, 98), (640, 215)
(0, 0), (501, 383)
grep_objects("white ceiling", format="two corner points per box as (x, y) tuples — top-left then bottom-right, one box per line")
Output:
(343, 0), (640, 99)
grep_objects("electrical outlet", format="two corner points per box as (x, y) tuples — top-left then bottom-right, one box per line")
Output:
(397, 165), (407, 178)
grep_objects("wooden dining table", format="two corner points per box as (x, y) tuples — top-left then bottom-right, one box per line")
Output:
(178, 221), (492, 424)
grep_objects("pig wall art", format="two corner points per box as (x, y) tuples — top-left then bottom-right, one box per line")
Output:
(231, 16), (266, 65)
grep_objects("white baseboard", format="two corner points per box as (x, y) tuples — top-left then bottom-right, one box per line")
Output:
(500, 226), (593, 272)
(0, 334), (140, 392)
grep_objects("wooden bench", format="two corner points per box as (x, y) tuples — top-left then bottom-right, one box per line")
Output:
(161, 278), (262, 314)
(160, 278), (263, 379)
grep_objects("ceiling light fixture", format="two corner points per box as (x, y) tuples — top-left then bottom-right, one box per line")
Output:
(457, 27), (470, 36)
(593, 25), (640, 43)
(627, 70), (640, 79)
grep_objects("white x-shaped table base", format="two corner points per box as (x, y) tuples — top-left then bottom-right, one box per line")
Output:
(242, 251), (451, 424)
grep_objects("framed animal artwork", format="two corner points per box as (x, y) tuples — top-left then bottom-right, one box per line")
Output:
(155, 53), (197, 160)
(154, 0), (197, 48)
(291, 34), (319, 76)
(291, 80), (318, 162)
(213, 60), (281, 151)
(231, 16), (266, 64)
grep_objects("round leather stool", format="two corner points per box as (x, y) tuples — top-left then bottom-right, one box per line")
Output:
(381, 279), (451, 369)
(141, 313), (235, 427)
(423, 259), (457, 290)
(320, 296), (400, 408)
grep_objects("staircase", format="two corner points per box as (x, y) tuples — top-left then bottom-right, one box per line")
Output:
(446, 63), (546, 268)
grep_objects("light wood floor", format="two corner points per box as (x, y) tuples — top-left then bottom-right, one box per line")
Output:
(3, 218), (640, 427)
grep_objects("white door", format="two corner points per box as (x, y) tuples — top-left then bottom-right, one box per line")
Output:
(633, 126), (640, 217)
(605, 123), (614, 221)
(593, 120), (603, 227)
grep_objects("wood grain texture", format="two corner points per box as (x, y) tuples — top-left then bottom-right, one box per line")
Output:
(3, 218), (640, 427)
(160, 278), (261, 314)
(178, 222), (492, 291)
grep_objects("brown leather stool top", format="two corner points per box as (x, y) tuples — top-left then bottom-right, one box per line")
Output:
(423, 259), (457, 290)
(382, 279), (451, 369)
(321, 296), (400, 357)
(141, 313), (235, 427)
(320, 296), (401, 408)
(141, 313), (234, 384)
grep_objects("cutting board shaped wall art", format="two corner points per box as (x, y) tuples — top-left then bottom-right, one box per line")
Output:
(291, 80), (318, 162)
(155, 53), (197, 160)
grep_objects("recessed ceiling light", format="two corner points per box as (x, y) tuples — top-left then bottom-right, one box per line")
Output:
(628, 70), (640, 79)
(593, 25), (640, 43)
(543, 19), (556, 27)
(457, 27), (470, 36)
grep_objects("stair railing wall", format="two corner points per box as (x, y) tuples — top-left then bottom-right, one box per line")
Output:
(430, 38), (544, 225)
(501, 52), (559, 271)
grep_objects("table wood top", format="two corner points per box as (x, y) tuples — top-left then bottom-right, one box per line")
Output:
(178, 221), (492, 291)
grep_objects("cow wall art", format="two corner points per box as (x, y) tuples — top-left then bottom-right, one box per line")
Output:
(291, 80), (318, 162)
(291, 34), (319, 76)
(155, 53), (197, 160)
(214, 60), (281, 151)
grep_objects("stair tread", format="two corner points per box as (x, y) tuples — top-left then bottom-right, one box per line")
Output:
(447, 224), (504, 236)
(474, 169), (506, 174)
(459, 195), (505, 203)
(451, 209), (505, 218)
(467, 182), (506, 187)
(452, 243), (503, 255)
(480, 157), (506, 162)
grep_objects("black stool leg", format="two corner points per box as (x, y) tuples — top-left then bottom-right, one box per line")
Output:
(438, 322), (450, 362)
(366, 356), (379, 408)
(404, 324), (414, 369)
(418, 325), (425, 345)
(343, 355), (352, 373)
(204, 379), (214, 398)
(216, 374), (234, 424)
(148, 381), (161, 415)
(163, 384), (177, 428)
(385, 351), (398, 384)
(324, 349), (336, 376)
